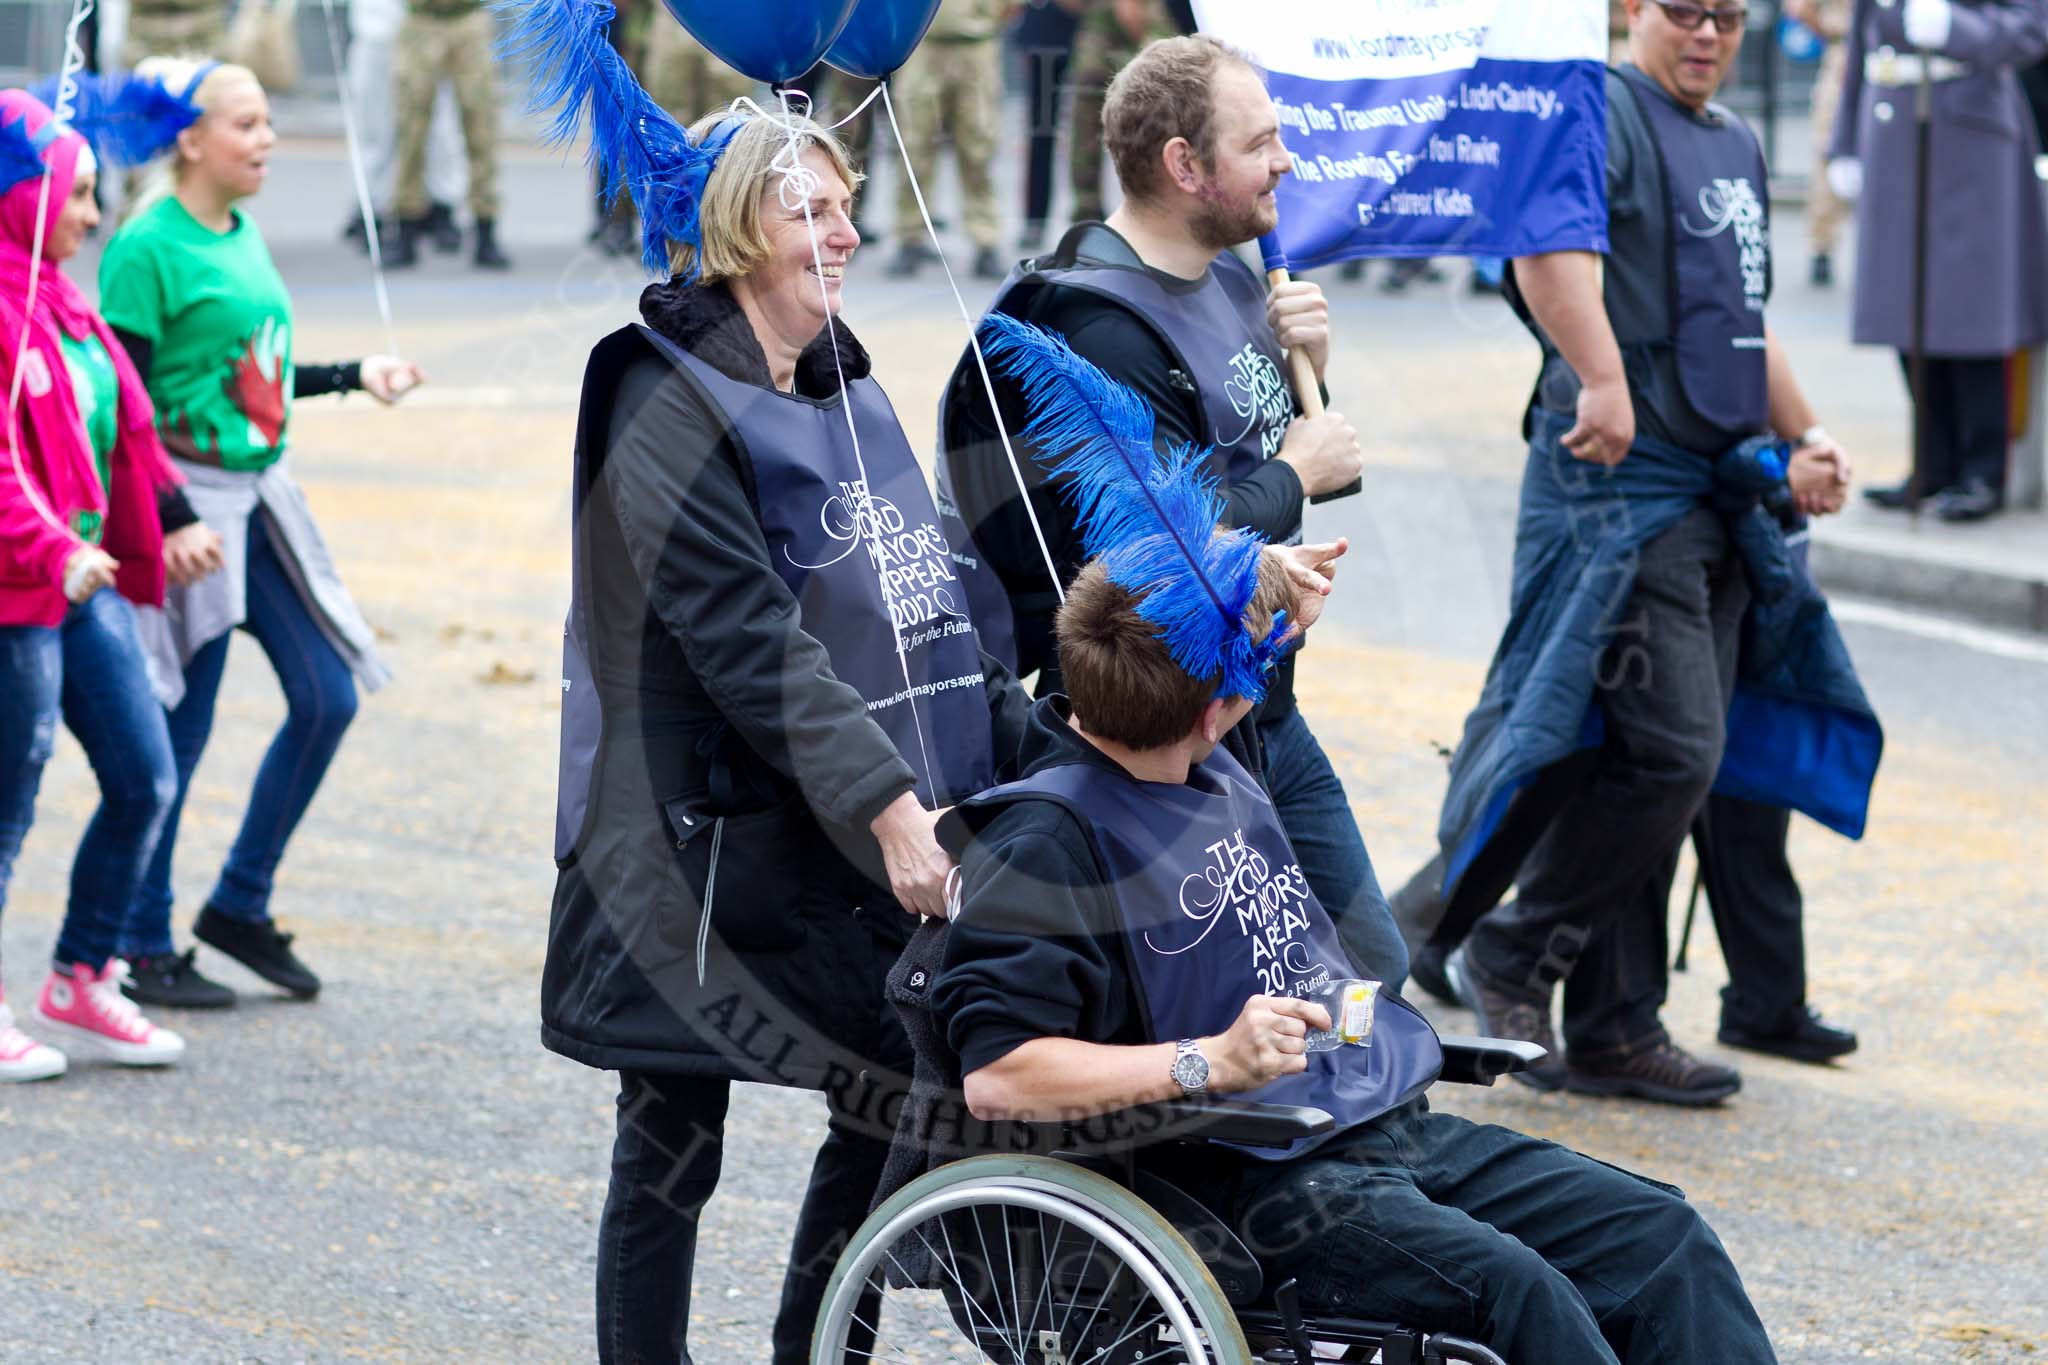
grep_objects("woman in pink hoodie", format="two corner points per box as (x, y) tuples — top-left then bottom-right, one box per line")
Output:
(0, 89), (218, 1082)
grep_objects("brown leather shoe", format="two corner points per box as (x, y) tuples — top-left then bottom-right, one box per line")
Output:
(1445, 946), (1565, 1090)
(1566, 1038), (1740, 1106)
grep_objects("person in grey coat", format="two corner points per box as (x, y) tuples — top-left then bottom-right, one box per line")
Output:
(1827, 0), (2048, 521)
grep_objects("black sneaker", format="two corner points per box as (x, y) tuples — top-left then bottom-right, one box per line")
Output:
(121, 949), (237, 1010)
(1810, 252), (1833, 288)
(1445, 945), (1566, 1090)
(972, 246), (1006, 281)
(1566, 1038), (1740, 1106)
(1719, 1006), (1857, 1064)
(194, 905), (321, 999)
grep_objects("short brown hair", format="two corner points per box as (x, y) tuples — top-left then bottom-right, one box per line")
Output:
(1103, 36), (1257, 202)
(666, 112), (863, 283)
(1056, 548), (1289, 750)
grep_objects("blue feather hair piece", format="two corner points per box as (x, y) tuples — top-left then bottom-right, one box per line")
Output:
(977, 311), (1288, 703)
(30, 70), (204, 168)
(0, 113), (48, 194)
(495, 0), (733, 278)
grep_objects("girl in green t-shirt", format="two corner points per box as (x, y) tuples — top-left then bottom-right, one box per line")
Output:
(99, 58), (425, 1008)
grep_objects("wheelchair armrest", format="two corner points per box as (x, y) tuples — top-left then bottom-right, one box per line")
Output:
(1437, 1033), (1549, 1087)
(1152, 1097), (1335, 1149)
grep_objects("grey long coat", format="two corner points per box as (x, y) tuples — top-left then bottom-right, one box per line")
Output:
(1830, 0), (2048, 355)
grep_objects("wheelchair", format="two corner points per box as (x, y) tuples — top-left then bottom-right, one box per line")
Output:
(811, 1034), (1547, 1365)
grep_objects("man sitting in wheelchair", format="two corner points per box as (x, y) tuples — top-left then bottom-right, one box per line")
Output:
(927, 536), (1780, 1363)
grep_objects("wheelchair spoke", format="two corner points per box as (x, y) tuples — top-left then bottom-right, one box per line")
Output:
(1024, 1209), (1065, 1346)
(924, 1220), (1025, 1363)
(1067, 1257), (1127, 1355)
(969, 1199), (1020, 1355)
(1090, 1305), (1170, 1361)
(1050, 1231), (1101, 1342)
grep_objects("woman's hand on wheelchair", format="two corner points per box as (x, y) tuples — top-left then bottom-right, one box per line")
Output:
(870, 791), (955, 919)
(1206, 995), (1332, 1093)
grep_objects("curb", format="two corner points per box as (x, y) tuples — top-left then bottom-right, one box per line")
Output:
(1810, 517), (2048, 635)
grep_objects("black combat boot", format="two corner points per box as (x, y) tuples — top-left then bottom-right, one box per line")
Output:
(384, 215), (426, 268)
(424, 201), (464, 253)
(474, 217), (512, 270)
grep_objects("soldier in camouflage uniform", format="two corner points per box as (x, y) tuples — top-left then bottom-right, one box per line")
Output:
(1788, 0), (1853, 285)
(389, 0), (511, 269)
(1067, 0), (1174, 224)
(885, 0), (1006, 278)
(122, 0), (228, 65)
(641, 16), (755, 122)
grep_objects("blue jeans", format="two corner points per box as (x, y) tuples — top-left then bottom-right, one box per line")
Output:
(1233, 1101), (1776, 1363)
(0, 589), (177, 970)
(123, 515), (359, 957)
(1258, 707), (1410, 991)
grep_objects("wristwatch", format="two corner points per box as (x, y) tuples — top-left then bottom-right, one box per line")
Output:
(1171, 1038), (1211, 1097)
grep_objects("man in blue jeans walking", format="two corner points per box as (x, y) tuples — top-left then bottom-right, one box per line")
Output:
(938, 35), (1408, 987)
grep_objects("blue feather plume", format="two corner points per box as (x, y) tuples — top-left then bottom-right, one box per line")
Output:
(28, 70), (202, 168)
(0, 113), (46, 193)
(977, 311), (1287, 702)
(494, 0), (720, 277)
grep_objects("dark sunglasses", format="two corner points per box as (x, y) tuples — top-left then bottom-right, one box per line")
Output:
(1650, 0), (1748, 33)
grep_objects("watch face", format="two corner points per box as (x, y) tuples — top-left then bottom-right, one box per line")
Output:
(1172, 1048), (1210, 1092)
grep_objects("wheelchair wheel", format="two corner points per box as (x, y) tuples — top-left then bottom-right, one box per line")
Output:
(813, 1154), (1252, 1364)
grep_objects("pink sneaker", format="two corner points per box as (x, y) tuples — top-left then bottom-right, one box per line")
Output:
(32, 962), (185, 1066)
(0, 999), (66, 1082)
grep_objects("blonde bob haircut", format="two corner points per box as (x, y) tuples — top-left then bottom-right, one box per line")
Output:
(665, 110), (863, 285)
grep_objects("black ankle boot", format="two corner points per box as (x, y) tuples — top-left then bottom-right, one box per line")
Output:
(474, 218), (512, 270)
(424, 201), (463, 254)
(385, 215), (426, 268)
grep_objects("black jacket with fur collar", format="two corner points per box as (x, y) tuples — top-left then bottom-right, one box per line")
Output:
(541, 281), (1029, 1086)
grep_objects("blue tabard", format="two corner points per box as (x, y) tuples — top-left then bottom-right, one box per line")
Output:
(1015, 249), (1297, 486)
(966, 744), (1442, 1160)
(937, 244), (1299, 672)
(1624, 67), (1773, 436)
(555, 326), (995, 860)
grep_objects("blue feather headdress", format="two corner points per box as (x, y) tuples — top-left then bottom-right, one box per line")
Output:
(26, 70), (203, 169)
(0, 112), (52, 194)
(496, 0), (741, 278)
(978, 311), (1289, 703)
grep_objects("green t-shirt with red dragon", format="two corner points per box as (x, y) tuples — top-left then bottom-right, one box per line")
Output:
(97, 196), (294, 472)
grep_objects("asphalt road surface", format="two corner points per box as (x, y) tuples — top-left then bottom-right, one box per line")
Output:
(1, 134), (2043, 1363)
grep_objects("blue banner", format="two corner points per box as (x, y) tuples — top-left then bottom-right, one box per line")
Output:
(1193, 0), (1611, 269)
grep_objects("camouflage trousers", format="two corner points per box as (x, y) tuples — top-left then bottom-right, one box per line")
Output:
(892, 37), (1001, 249)
(394, 9), (501, 220)
(1067, 10), (1172, 223)
(122, 6), (228, 65)
(641, 20), (755, 125)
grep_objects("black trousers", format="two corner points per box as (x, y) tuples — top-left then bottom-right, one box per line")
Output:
(1898, 352), (2008, 494)
(1466, 507), (1749, 1055)
(596, 1070), (891, 1365)
(1693, 794), (1807, 1031)
(1018, 23), (1075, 232)
(1234, 1102), (1777, 1363)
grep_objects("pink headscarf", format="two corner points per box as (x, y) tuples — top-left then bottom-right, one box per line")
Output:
(0, 87), (177, 626)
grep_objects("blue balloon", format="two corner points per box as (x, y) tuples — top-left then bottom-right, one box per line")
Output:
(822, 0), (943, 79)
(657, 0), (861, 85)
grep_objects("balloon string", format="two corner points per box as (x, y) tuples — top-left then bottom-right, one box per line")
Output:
(877, 80), (1063, 606)
(317, 0), (401, 357)
(820, 80), (884, 133)
(767, 84), (938, 804)
(5, 0), (96, 542)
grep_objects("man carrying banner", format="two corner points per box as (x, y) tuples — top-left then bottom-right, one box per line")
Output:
(1428, 0), (1880, 1106)
(937, 35), (1412, 990)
